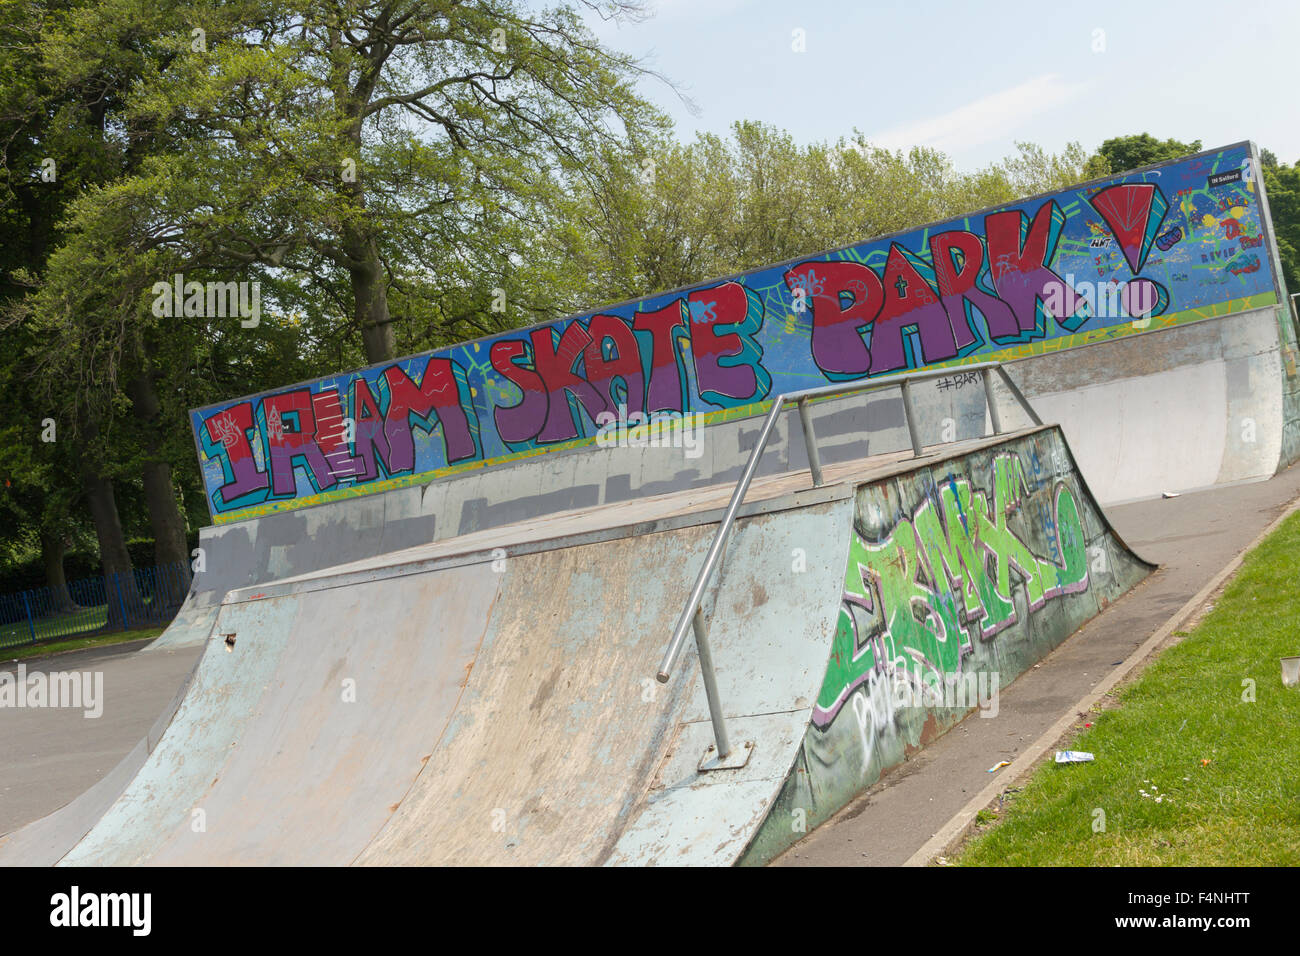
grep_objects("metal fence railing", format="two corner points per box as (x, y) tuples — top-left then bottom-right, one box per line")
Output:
(0, 562), (191, 651)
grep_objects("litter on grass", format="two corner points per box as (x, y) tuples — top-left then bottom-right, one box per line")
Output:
(1055, 751), (1095, 764)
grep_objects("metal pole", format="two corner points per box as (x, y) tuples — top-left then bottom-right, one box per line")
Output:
(113, 573), (128, 632)
(900, 379), (925, 457)
(982, 367), (1003, 435)
(22, 591), (35, 644)
(692, 607), (731, 758)
(797, 397), (824, 487)
(658, 396), (785, 682)
(996, 366), (1043, 426)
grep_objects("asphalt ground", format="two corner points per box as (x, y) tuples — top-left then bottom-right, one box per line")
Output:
(0, 638), (203, 835)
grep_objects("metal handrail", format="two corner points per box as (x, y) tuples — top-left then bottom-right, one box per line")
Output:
(655, 361), (1042, 759)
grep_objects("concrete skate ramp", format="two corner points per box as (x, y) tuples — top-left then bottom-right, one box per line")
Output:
(0, 424), (1151, 866)
(168, 303), (1300, 646)
(169, 379), (988, 646)
(990, 305), (1299, 504)
(57, 565), (504, 865)
(3, 460), (855, 865)
(157, 299), (1300, 661)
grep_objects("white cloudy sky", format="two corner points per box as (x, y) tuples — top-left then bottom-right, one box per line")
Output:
(581, 0), (1300, 169)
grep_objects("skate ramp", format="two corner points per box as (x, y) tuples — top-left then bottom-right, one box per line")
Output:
(988, 305), (1294, 504)
(11, 137), (1291, 863)
(160, 141), (1295, 631)
(165, 300), (1299, 652)
(1, 424), (1151, 865)
(164, 378), (988, 647)
(3, 459), (855, 865)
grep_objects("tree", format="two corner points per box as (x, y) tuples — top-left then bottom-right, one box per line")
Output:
(0, 381), (81, 611)
(996, 141), (1092, 196)
(550, 122), (1091, 310)
(1262, 158), (1300, 301)
(14, 0), (674, 598)
(1, 0), (201, 609)
(1084, 134), (1202, 179)
(0, 0), (103, 605)
(115, 0), (673, 365)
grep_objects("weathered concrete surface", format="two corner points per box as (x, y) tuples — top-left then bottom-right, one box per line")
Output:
(739, 426), (1152, 864)
(155, 303), (1300, 661)
(59, 566), (507, 866)
(156, 304), (1300, 661)
(992, 306), (1299, 504)
(178, 384), (986, 624)
(2, 454), (858, 865)
(0, 426), (1150, 866)
(355, 508), (845, 866)
(771, 460), (1300, 867)
(0, 434), (968, 865)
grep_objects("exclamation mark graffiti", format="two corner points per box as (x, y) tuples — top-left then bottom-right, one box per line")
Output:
(1087, 182), (1172, 320)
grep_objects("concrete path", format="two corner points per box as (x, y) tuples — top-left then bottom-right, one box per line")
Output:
(772, 465), (1300, 867)
(0, 641), (203, 835)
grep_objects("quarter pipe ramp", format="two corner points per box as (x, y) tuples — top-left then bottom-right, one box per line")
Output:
(0, 425), (1150, 865)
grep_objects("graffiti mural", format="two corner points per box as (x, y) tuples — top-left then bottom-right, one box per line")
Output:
(191, 143), (1279, 523)
(738, 428), (1154, 865)
(815, 451), (1090, 729)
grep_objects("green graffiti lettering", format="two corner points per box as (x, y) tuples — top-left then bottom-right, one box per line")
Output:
(814, 449), (1095, 729)
(1038, 483), (1090, 596)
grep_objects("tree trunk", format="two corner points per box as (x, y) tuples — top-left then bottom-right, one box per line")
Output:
(39, 527), (75, 613)
(346, 227), (397, 364)
(141, 461), (192, 611)
(81, 470), (145, 631)
(126, 369), (193, 593)
(336, 70), (393, 365)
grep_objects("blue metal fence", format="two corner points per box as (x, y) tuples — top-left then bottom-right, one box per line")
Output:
(0, 562), (191, 651)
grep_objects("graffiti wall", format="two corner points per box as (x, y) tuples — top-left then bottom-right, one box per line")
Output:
(192, 143), (1279, 523)
(739, 427), (1153, 864)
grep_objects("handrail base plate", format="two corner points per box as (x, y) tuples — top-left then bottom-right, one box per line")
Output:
(698, 739), (754, 773)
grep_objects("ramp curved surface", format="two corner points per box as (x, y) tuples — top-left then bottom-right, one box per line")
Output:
(991, 306), (1294, 504)
(61, 566), (503, 866)
(1, 425), (1151, 866)
(6, 478), (852, 865)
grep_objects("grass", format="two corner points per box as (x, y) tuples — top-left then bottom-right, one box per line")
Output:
(954, 509), (1300, 866)
(1, 625), (167, 663)
(0, 590), (177, 651)
(0, 604), (108, 648)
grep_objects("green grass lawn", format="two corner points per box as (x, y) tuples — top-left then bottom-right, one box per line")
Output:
(0, 604), (109, 648)
(1, 624), (167, 663)
(954, 509), (1300, 866)
(1, 589), (179, 651)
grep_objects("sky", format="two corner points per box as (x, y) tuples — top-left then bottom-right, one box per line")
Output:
(581, 0), (1300, 170)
